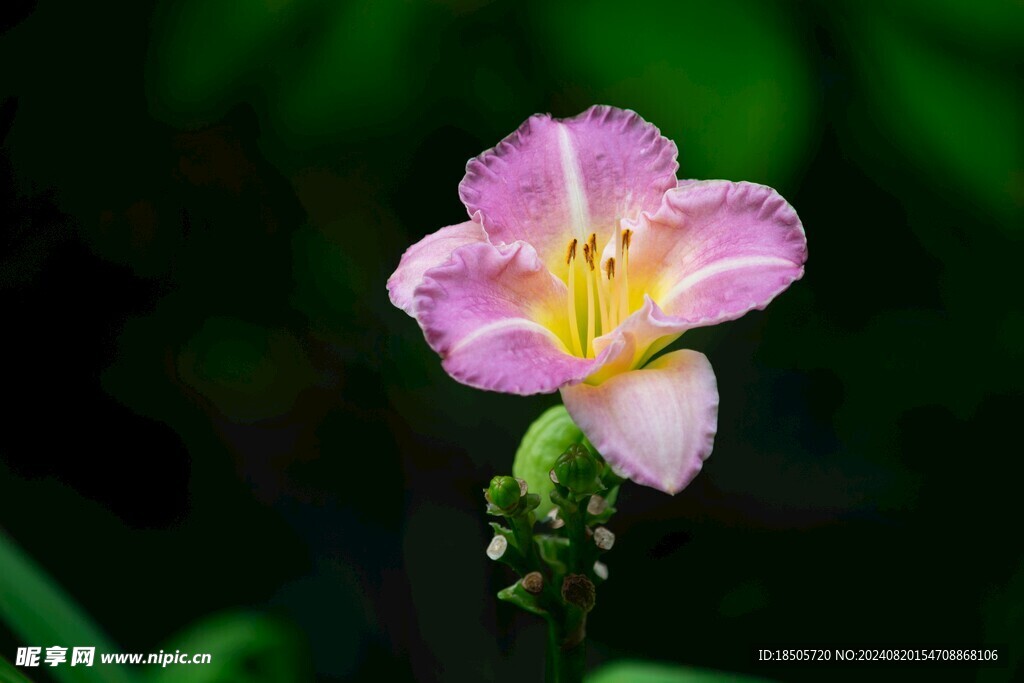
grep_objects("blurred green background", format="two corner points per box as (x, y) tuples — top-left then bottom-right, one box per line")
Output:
(0, 0), (1021, 681)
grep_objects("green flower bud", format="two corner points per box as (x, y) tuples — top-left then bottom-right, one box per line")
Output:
(487, 475), (522, 510)
(553, 444), (602, 494)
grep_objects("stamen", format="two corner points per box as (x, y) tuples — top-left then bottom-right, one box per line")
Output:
(601, 256), (615, 333)
(565, 239), (582, 357)
(562, 229), (636, 358)
(583, 238), (596, 357)
(586, 234), (608, 339)
(589, 233), (602, 335)
(619, 229), (632, 324)
(612, 219), (622, 329)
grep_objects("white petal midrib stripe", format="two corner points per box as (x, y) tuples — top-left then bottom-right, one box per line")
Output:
(662, 255), (796, 306)
(556, 124), (590, 243)
(448, 318), (568, 356)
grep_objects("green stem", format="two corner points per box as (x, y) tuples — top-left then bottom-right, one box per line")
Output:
(566, 495), (590, 575)
(546, 612), (586, 683)
(508, 513), (539, 566)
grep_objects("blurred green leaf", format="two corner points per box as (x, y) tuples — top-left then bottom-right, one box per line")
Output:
(854, 18), (1023, 228)
(147, 612), (307, 683)
(0, 653), (34, 683)
(513, 405), (585, 518)
(589, 661), (775, 683)
(0, 532), (135, 683)
(538, 0), (815, 185)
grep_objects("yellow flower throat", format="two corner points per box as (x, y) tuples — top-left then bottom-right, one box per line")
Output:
(564, 228), (633, 358)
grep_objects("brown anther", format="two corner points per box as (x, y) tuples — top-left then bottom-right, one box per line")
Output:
(582, 243), (595, 270)
(565, 238), (578, 265)
(621, 228), (633, 252)
(605, 257), (615, 280)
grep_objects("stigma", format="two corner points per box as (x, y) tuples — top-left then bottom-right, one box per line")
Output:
(565, 228), (633, 358)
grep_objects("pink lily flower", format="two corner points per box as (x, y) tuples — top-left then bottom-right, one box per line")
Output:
(388, 106), (806, 494)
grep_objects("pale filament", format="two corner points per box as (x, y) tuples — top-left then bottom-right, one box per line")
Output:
(619, 229), (632, 324)
(603, 257), (615, 336)
(565, 239), (583, 356)
(583, 238), (596, 358)
(564, 229), (633, 358)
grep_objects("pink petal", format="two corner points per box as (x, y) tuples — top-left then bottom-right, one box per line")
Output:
(414, 241), (604, 395)
(459, 105), (678, 271)
(561, 349), (719, 494)
(387, 221), (487, 316)
(629, 180), (807, 327)
(588, 296), (688, 383)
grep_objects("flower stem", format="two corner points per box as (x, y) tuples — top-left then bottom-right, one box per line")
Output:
(566, 495), (590, 575)
(546, 612), (586, 683)
(508, 512), (537, 564)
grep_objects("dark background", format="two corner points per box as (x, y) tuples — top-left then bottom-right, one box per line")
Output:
(1, 1), (1021, 681)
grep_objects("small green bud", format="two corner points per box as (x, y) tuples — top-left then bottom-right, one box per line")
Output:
(561, 573), (596, 612)
(553, 444), (602, 494)
(487, 476), (522, 510)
